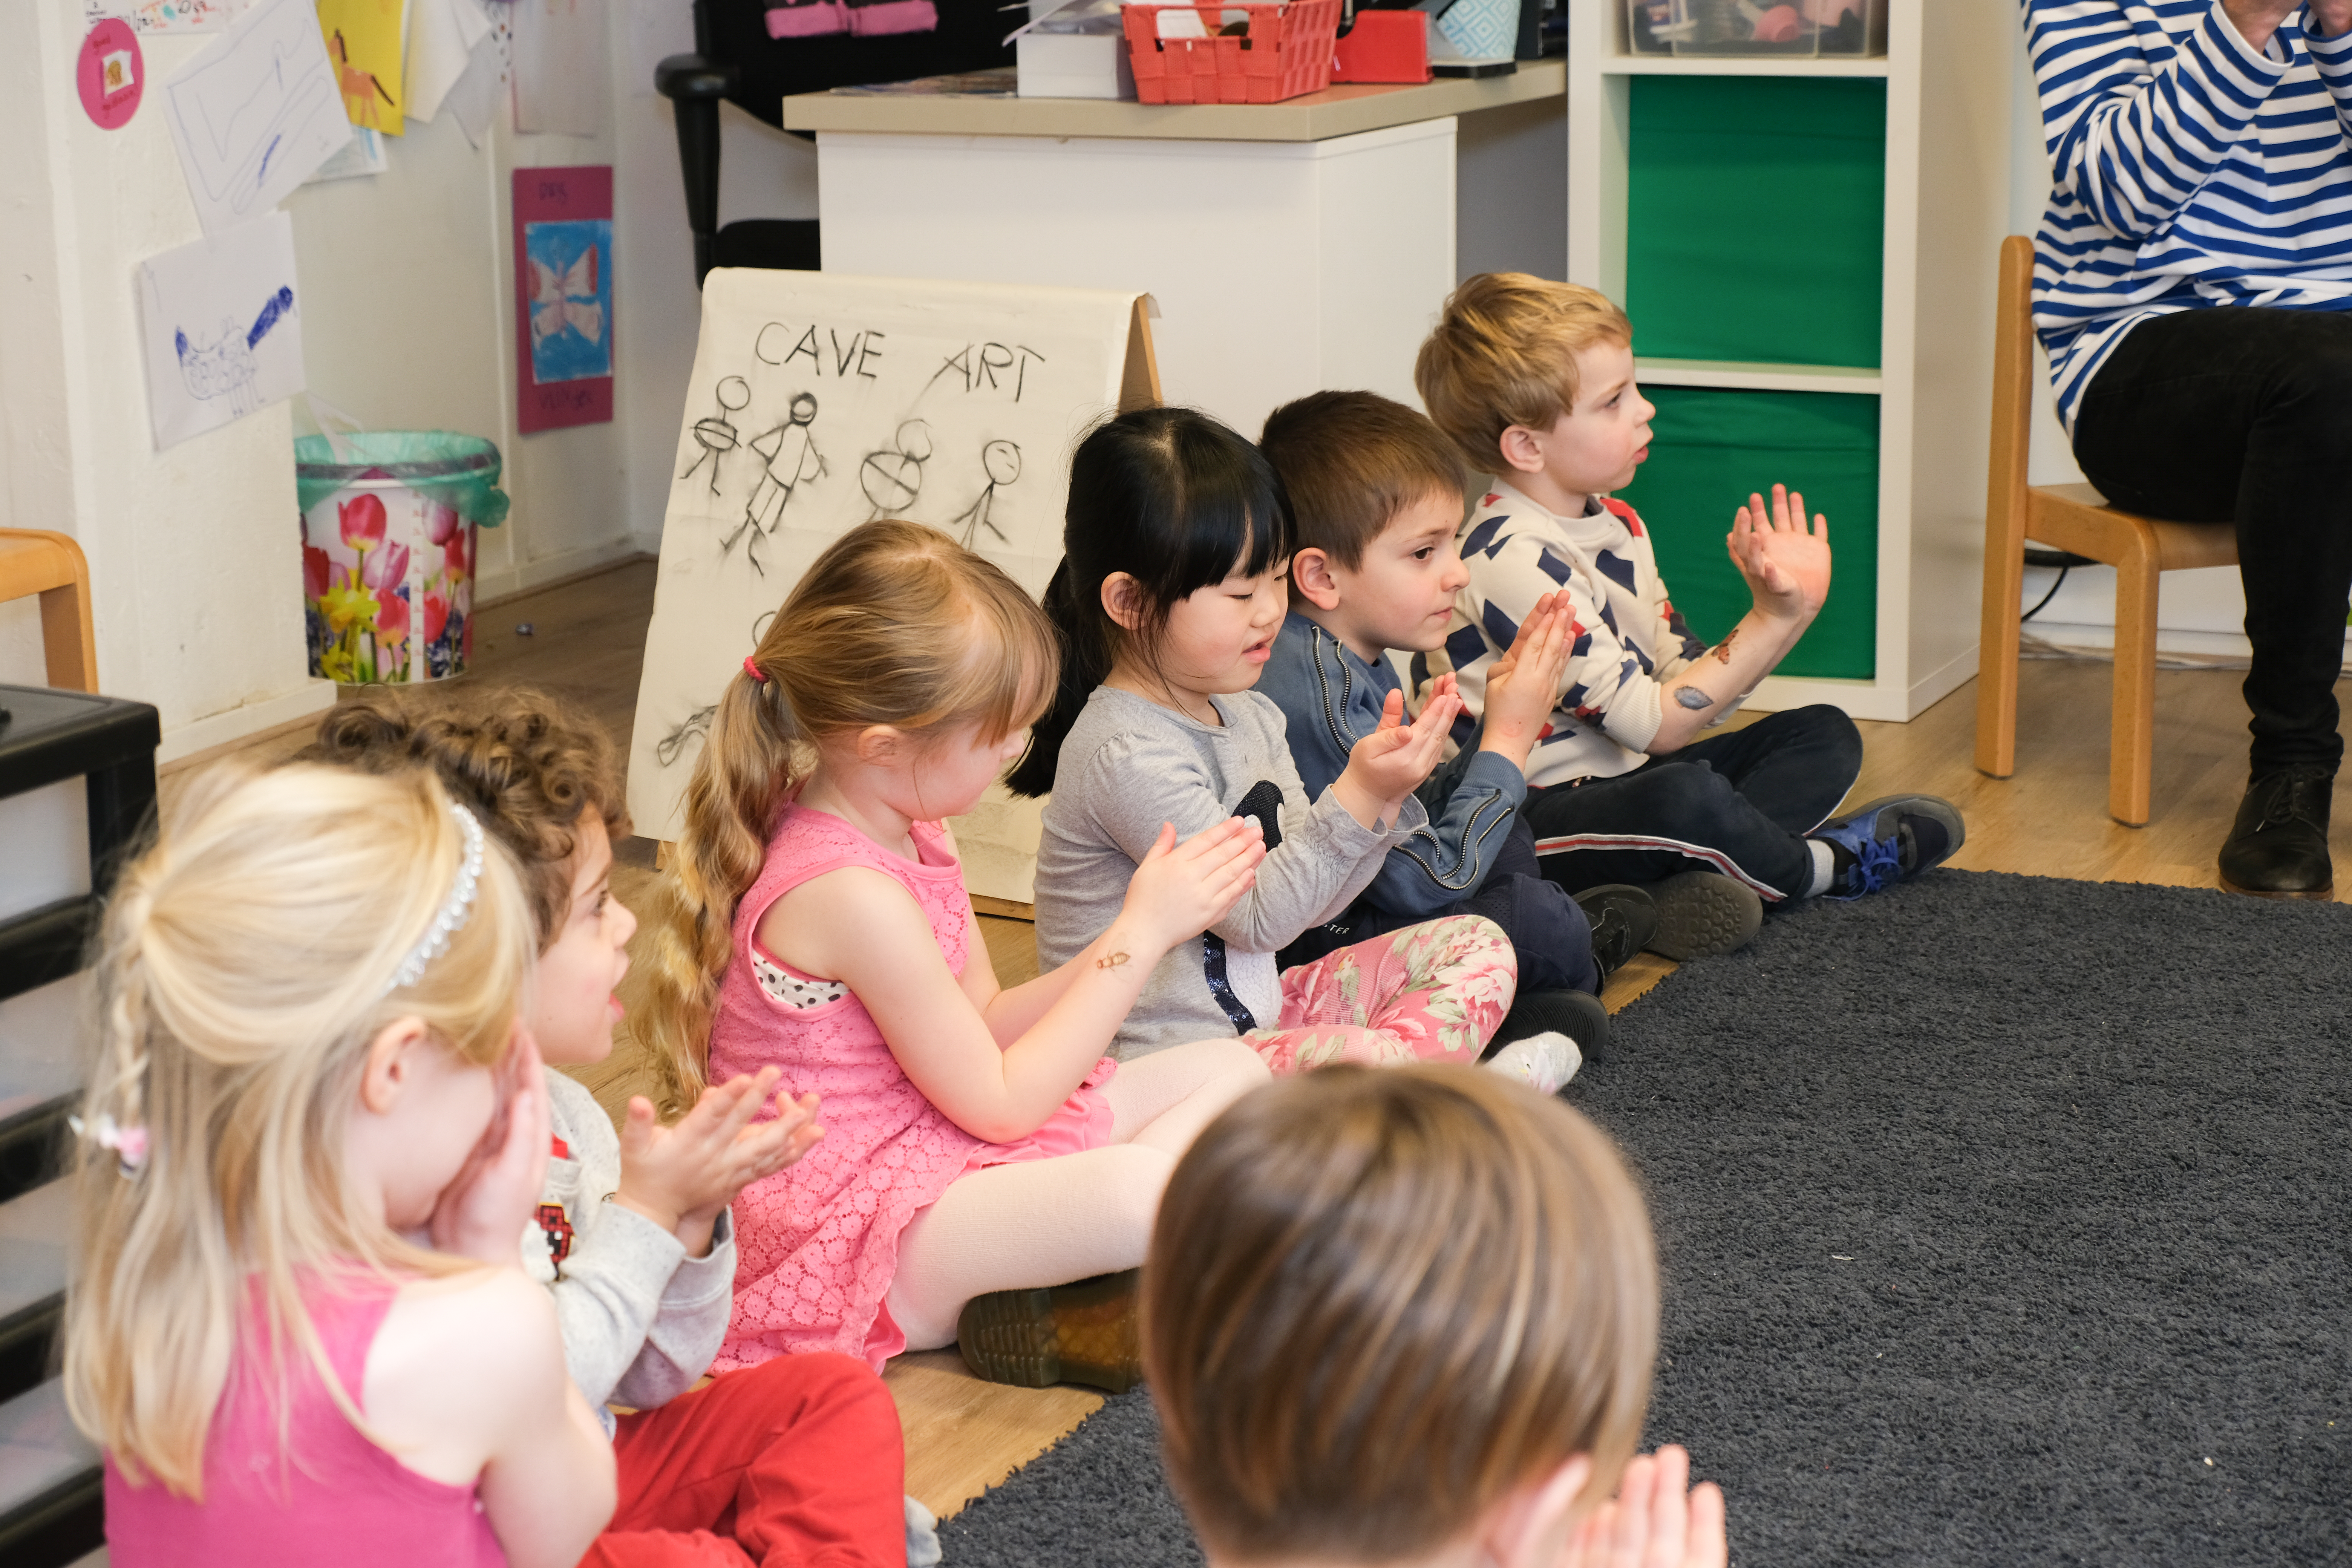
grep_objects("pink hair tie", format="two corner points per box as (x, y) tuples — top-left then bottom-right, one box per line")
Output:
(744, 655), (765, 683)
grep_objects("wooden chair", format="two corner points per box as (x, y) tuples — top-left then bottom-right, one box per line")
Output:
(1974, 235), (2236, 827)
(0, 528), (98, 693)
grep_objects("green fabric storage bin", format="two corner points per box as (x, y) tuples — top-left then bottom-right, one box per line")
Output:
(1613, 385), (1878, 681)
(1626, 76), (1886, 369)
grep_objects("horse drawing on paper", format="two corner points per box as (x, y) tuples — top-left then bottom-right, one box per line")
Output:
(329, 29), (397, 132)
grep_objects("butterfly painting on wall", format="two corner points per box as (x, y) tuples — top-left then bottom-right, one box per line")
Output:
(512, 166), (614, 431)
(524, 219), (611, 383)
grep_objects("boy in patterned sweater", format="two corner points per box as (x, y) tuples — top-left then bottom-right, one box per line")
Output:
(1414, 273), (1964, 950)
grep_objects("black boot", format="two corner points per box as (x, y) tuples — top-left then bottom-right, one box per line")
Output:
(1573, 883), (1659, 985)
(2217, 764), (2335, 899)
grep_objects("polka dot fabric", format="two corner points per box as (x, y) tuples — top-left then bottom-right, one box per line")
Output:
(750, 950), (847, 1010)
(707, 805), (1115, 1374)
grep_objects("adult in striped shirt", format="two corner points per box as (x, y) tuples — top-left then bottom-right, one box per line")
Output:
(2027, 0), (2352, 897)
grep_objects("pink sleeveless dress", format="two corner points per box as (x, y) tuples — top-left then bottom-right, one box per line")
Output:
(709, 804), (1116, 1373)
(104, 1272), (505, 1567)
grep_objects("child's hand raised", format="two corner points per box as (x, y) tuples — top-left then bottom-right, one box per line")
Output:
(1726, 484), (1829, 623)
(428, 1025), (554, 1266)
(1559, 1446), (1727, 1568)
(1481, 593), (1573, 764)
(617, 1067), (825, 1258)
(1335, 686), (1461, 828)
(1120, 816), (1267, 951)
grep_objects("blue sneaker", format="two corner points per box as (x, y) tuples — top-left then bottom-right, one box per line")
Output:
(1811, 795), (1965, 899)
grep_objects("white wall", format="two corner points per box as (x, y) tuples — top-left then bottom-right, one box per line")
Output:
(1, 0), (323, 756)
(0, 0), (816, 756)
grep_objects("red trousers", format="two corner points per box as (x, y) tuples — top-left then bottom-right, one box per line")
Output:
(581, 1353), (907, 1568)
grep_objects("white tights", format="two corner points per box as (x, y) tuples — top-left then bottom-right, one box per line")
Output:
(883, 1037), (1269, 1351)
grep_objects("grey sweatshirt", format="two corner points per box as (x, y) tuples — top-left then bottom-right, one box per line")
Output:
(1034, 686), (1423, 1057)
(525, 1070), (736, 1436)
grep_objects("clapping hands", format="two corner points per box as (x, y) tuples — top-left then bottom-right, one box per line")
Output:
(1336, 685), (1462, 828)
(1559, 1446), (1727, 1568)
(1726, 484), (1830, 624)
(617, 1067), (825, 1257)
(1122, 815), (1268, 952)
(1482, 593), (1575, 764)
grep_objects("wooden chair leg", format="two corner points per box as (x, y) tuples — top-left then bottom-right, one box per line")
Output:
(1974, 500), (2027, 778)
(2109, 538), (2159, 827)
(38, 578), (98, 694)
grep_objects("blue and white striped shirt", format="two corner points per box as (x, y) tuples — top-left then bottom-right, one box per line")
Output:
(2026, 1), (2352, 431)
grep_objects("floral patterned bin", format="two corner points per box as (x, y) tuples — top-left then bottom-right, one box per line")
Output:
(296, 433), (508, 684)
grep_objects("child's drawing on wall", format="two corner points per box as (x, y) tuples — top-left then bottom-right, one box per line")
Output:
(524, 217), (612, 384)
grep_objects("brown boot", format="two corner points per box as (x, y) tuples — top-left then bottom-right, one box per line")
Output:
(956, 1269), (1142, 1393)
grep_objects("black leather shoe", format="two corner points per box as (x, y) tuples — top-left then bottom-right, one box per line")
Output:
(1573, 883), (1659, 983)
(2218, 765), (2335, 899)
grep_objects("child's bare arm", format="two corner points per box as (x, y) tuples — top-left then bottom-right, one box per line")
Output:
(766, 820), (1263, 1144)
(1649, 486), (1827, 754)
(366, 1269), (616, 1568)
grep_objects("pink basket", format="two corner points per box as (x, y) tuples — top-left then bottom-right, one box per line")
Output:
(1122, 0), (1341, 105)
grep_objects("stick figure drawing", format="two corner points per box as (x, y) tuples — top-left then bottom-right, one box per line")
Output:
(859, 419), (933, 520)
(680, 376), (749, 493)
(951, 440), (1021, 548)
(726, 392), (825, 574)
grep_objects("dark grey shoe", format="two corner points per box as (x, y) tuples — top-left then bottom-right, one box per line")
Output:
(1573, 882), (1659, 984)
(1645, 869), (1763, 959)
(2218, 765), (2334, 899)
(1491, 987), (1611, 1060)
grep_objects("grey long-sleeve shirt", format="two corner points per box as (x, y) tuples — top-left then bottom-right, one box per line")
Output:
(1034, 685), (1423, 1057)
(526, 1070), (736, 1436)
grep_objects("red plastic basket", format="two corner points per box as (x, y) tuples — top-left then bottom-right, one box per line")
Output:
(1122, 1), (1341, 105)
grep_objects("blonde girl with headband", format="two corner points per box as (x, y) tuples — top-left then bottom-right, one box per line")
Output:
(68, 764), (617, 1568)
(637, 520), (1272, 1393)
(1147, 1064), (1727, 1568)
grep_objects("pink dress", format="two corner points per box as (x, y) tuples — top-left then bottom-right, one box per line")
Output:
(104, 1271), (505, 1567)
(710, 804), (1116, 1373)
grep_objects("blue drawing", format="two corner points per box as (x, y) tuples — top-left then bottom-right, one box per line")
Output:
(173, 285), (296, 415)
(247, 285), (294, 347)
(524, 219), (612, 386)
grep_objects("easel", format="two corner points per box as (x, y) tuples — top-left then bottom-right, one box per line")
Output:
(654, 296), (1164, 923)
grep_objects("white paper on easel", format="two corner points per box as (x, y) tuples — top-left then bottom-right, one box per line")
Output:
(626, 270), (1141, 883)
(138, 211), (306, 450)
(407, 0), (492, 123)
(511, 0), (609, 135)
(162, 0), (353, 235)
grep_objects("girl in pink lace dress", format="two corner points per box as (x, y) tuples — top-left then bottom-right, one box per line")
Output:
(638, 521), (1271, 1390)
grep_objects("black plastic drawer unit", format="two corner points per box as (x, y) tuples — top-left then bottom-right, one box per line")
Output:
(0, 684), (160, 1566)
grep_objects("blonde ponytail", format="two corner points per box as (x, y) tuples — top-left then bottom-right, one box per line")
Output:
(64, 763), (534, 1498)
(635, 521), (1056, 1115)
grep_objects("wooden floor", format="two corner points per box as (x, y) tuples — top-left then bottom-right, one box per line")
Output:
(155, 558), (2352, 1520)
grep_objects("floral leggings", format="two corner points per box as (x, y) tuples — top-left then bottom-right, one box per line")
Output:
(1243, 914), (1516, 1076)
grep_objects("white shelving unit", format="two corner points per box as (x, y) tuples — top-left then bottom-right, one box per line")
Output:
(1566, 1), (2014, 723)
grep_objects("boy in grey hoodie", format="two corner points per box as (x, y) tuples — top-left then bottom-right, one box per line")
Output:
(306, 692), (935, 1568)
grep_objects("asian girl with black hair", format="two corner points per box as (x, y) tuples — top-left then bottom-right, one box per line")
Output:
(1015, 407), (1576, 1089)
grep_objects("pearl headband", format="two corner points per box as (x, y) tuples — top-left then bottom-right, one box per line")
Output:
(384, 802), (487, 996)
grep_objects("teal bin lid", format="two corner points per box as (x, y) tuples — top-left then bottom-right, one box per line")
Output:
(295, 431), (510, 527)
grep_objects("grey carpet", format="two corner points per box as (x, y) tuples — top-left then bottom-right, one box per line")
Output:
(938, 870), (2352, 1567)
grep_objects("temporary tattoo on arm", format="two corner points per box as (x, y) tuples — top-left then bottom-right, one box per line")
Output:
(1675, 686), (1715, 710)
(1712, 626), (1740, 665)
(1096, 951), (1131, 970)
